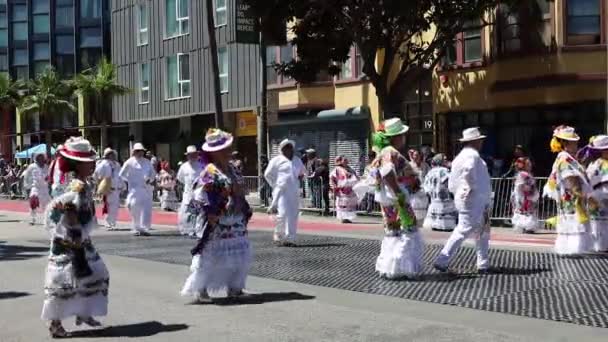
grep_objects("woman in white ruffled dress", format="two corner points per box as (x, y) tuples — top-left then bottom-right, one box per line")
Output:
(158, 161), (179, 211)
(41, 137), (109, 338)
(586, 135), (608, 252)
(543, 125), (592, 256)
(422, 154), (457, 231)
(330, 156), (359, 223)
(357, 118), (424, 279)
(408, 149), (430, 225)
(511, 157), (540, 234)
(181, 129), (253, 301)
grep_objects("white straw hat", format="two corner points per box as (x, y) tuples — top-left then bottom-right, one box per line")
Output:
(279, 139), (295, 150)
(591, 135), (608, 150)
(553, 125), (580, 142)
(60, 137), (97, 162)
(382, 118), (409, 137)
(132, 143), (146, 151)
(459, 127), (486, 142)
(103, 147), (116, 157)
(202, 129), (234, 152)
(185, 145), (198, 155)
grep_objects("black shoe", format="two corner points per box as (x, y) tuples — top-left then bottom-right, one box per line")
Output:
(477, 268), (491, 275)
(433, 263), (449, 273)
(140, 231), (151, 237)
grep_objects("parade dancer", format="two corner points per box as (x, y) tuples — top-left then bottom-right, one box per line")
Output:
(49, 145), (73, 198)
(358, 118), (424, 279)
(119, 143), (156, 236)
(543, 125), (592, 256)
(585, 135), (608, 252)
(181, 129), (252, 301)
(434, 127), (492, 274)
(422, 154), (457, 231)
(511, 157), (540, 234)
(330, 156), (359, 223)
(23, 152), (50, 225)
(264, 139), (306, 246)
(408, 149), (430, 225)
(158, 161), (179, 211)
(177, 145), (204, 237)
(41, 137), (109, 338)
(94, 148), (123, 230)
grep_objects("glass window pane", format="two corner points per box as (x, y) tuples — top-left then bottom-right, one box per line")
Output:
(280, 45), (292, 62)
(0, 54), (7, 70)
(55, 6), (74, 28)
(56, 35), (74, 54)
(14, 66), (28, 80)
(56, 54), (74, 76)
(568, 0), (600, 15)
(341, 55), (352, 79)
(0, 12), (7, 28)
(266, 46), (276, 64)
(57, 0), (73, 5)
(464, 38), (481, 62)
(0, 29), (7, 47)
(179, 54), (189, 81)
(178, 0), (188, 19)
(443, 41), (457, 64)
(181, 81), (190, 97)
(80, 48), (101, 69)
(217, 0), (226, 8)
(33, 0), (50, 14)
(220, 76), (227, 93)
(13, 5), (27, 21)
(34, 42), (49, 60)
(80, 0), (102, 19)
(216, 9), (226, 26)
(12, 49), (27, 66)
(166, 56), (179, 98)
(567, 17), (601, 35)
(165, 0), (177, 37)
(34, 61), (50, 76)
(180, 18), (189, 34)
(139, 4), (148, 29)
(140, 63), (149, 87)
(12, 23), (27, 41)
(80, 28), (102, 47)
(33, 14), (50, 34)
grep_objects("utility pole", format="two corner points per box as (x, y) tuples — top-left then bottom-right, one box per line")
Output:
(257, 21), (268, 205)
(206, 0), (224, 129)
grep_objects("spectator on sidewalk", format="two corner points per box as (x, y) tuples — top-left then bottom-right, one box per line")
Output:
(310, 158), (331, 216)
(230, 151), (244, 174)
(259, 155), (271, 207)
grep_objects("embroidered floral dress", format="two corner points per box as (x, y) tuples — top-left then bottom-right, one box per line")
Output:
(369, 146), (424, 278)
(422, 166), (457, 231)
(158, 169), (179, 211)
(511, 171), (540, 233)
(586, 158), (608, 252)
(544, 151), (592, 255)
(181, 163), (253, 298)
(330, 165), (359, 222)
(41, 180), (109, 321)
(409, 161), (430, 223)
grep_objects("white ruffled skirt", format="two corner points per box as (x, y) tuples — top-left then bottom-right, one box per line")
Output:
(160, 189), (179, 211)
(554, 214), (592, 256)
(375, 230), (424, 279)
(590, 218), (608, 252)
(423, 200), (457, 231)
(181, 236), (252, 298)
(512, 213), (539, 233)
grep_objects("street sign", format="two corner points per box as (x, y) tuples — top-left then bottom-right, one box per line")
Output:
(235, 0), (259, 44)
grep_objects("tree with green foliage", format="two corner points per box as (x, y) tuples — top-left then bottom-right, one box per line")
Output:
(72, 57), (130, 149)
(20, 67), (76, 158)
(0, 74), (26, 156)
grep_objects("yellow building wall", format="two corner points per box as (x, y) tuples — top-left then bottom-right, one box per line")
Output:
(334, 82), (380, 130)
(434, 50), (608, 113)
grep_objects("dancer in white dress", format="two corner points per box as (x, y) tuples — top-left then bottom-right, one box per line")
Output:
(177, 145), (204, 237)
(586, 135), (608, 252)
(408, 149), (430, 224)
(330, 156), (359, 223)
(511, 157), (540, 233)
(41, 137), (109, 338)
(181, 129), (252, 300)
(94, 148), (123, 230)
(158, 161), (179, 211)
(543, 125), (592, 256)
(423, 154), (457, 231)
(23, 152), (51, 225)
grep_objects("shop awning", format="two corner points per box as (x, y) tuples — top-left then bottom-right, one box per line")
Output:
(14, 144), (56, 159)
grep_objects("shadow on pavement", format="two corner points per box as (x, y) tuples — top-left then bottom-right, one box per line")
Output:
(0, 241), (47, 261)
(68, 321), (189, 338)
(0, 291), (30, 300)
(195, 292), (316, 306)
(291, 243), (347, 248)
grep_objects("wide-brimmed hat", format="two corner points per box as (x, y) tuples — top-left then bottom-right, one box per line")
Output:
(382, 118), (409, 137)
(590, 135), (608, 150)
(305, 148), (316, 153)
(132, 143), (146, 151)
(553, 125), (580, 141)
(202, 129), (234, 152)
(60, 137), (97, 162)
(459, 127), (486, 142)
(279, 139), (295, 151)
(185, 145), (198, 155)
(103, 147), (116, 157)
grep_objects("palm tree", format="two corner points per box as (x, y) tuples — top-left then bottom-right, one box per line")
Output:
(0, 74), (25, 156)
(20, 67), (76, 158)
(72, 57), (129, 149)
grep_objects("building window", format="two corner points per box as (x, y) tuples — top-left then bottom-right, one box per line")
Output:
(340, 49), (353, 80)
(12, 4), (26, 21)
(339, 46), (364, 81)
(139, 63), (150, 104)
(57, 35), (75, 54)
(166, 53), (190, 99)
(442, 22), (483, 66)
(463, 25), (482, 62)
(497, 1), (552, 55)
(33, 14), (50, 34)
(80, 0), (102, 20)
(267, 44), (296, 85)
(33, 42), (50, 76)
(32, 0), (49, 14)
(80, 48), (101, 70)
(137, 3), (149, 46)
(566, 0), (602, 45)
(0, 12), (7, 48)
(218, 47), (228, 93)
(266, 46), (277, 84)
(215, 0), (227, 27)
(80, 27), (102, 48)
(12, 48), (27, 80)
(0, 54), (8, 71)
(56, 0), (74, 30)
(11, 4), (27, 42)
(56, 34), (75, 75)
(165, 0), (189, 38)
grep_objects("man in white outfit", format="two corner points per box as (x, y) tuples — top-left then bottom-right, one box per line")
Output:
(177, 145), (203, 237)
(22, 152), (50, 225)
(434, 127), (492, 273)
(95, 148), (124, 230)
(264, 139), (305, 247)
(119, 143), (156, 236)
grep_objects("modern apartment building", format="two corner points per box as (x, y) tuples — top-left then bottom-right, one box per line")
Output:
(111, 0), (261, 170)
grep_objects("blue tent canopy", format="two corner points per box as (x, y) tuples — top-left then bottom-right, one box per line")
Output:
(15, 144), (56, 159)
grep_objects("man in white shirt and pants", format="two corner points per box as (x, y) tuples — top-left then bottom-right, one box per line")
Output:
(435, 127), (492, 273)
(95, 148), (124, 230)
(177, 145), (203, 237)
(119, 143), (156, 236)
(22, 152), (50, 225)
(265, 139), (305, 247)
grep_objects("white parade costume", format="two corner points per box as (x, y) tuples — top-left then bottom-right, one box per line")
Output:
(94, 158), (123, 229)
(587, 157), (608, 252)
(158, 168), (179, 211)
(177, 159), (204, 236)
(264, 140), (305, 243)
(423, 165), (457, 231)
(330, 163), (359, 222)
(119, 147), (156, 234)
(409, 160), (430, 224)
(435, 128), (492, 272)
(23, 159), (51, 225)
(511, 170), (540, 233)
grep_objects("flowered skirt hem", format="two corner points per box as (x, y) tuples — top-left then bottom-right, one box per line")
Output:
(375, 231), (424, 279)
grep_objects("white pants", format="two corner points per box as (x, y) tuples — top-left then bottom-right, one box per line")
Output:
(29, 190), (50, 225)
(105, 190), (121, 227)
(275, 193), (299, 242)
(127, 189), (153, 232)
(435, 209), (490, 270)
